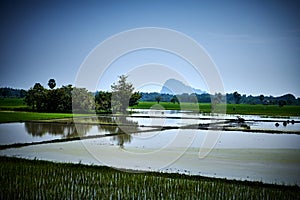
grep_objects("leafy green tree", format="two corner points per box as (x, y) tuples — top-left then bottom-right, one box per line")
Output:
(34, 83), (47, 111)
(170, 97), (175, 104)
(233, 91), (241, 104)
(24, 88), (35, 110)
(111, 75), (138, 113)
(20, 89), (27, 98)
(170, 95), (179, 104)
(211, 93), (223, 110)
(278, 100), (286, 107)
(72, 87), (95, 112)
(95, 91), (112, 112)
(57, 85), (73, 112)
(46, 89), (60, 111)
(25, 83), (47, 111)
(129, 92), (142, 107)
(283, 94), (296, 105)
(48, 79), (56, 89)
(259, 94), (264, 104)
(155, 96), (161, 104)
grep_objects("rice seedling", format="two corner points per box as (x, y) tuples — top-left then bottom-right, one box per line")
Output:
(0, 156), (299, 199)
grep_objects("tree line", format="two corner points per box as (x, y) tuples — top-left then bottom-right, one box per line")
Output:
(1, 77), (299, 112)
(0, 87), (27, 98)
(24, 82), (92, 113)
(140, 92), (300, 106)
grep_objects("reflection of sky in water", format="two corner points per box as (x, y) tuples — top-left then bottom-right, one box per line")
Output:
(97, 129), (300, 149)
(0, 123), (101, 145)
(0, 122), (151, 146)
(129, 117), (209, 127)
(0, 121), (149, 146)
(251, 121), (300, 131)
(0, 123), (62, 145)
(0, 110), (299, 147)
(132, 109), (300, 120)
(131, 110), (300, 131)
(213, 131), (300, 149)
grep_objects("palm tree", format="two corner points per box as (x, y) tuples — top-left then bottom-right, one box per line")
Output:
(48, 79), (56, 89)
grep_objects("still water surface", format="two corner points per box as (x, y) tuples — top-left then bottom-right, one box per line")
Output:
(0, 111), (299, 185)
(0, 110), (299, 146)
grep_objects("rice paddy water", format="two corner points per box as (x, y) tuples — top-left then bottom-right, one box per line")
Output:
(0, 109), (299, 198)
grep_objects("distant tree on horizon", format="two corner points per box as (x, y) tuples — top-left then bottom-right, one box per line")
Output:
(155, 96), (161, 104)
(233, 91), (241, 104)
(0, 87), (27, 98)
(259, 94), (264, 103)
(129, 92), (142, 107)
(170, 95), (179, 104)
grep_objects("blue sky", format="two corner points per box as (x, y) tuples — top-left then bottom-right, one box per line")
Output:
(0, 0), (299, 96)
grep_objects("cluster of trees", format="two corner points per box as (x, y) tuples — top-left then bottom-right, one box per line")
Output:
(226, 92), (299, 106)
(24, 81), (93, 113)
(140, 92), (300, 106)
(24, 76), (141, 113)
(140, 92), (204, 103)
(0, 87), (27, 98)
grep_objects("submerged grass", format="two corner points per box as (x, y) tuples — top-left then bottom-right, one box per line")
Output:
(0, 156), (299, 199)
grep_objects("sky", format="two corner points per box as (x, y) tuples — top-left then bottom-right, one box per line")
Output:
(0, 0), (299, 97)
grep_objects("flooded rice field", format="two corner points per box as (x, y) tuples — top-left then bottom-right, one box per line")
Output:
(0, 109), (299, 185)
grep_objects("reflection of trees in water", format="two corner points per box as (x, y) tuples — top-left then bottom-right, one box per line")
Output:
(96, 116), (115, 124)
(98, 116), (139, 148)
(25, 122), (92, 138)
(25, 116), (139, 147)
(112, 134), (132, 149)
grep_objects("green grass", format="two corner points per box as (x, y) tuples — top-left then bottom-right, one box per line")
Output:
(225, 104), (300, 116)
(0, 98), (28, 110)
(1, 98), (299, 121)
(131, 101), (208, 111)
(131, 102), (300, 116)
(0, 156), (299, 199)
(0, 111), (87, 123)
(0, 98), (92, 123)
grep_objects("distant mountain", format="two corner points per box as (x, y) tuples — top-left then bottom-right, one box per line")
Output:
(160, 79), (206, 95)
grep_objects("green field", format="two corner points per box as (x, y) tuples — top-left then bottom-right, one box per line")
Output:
(0, 98), (28, 110)
(0, 156), (298, 199)
(0, 111), (88, 123)
(1, 98), (299, 123)
(131, 101), (300, 116)
(0, 98), (90, 123)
